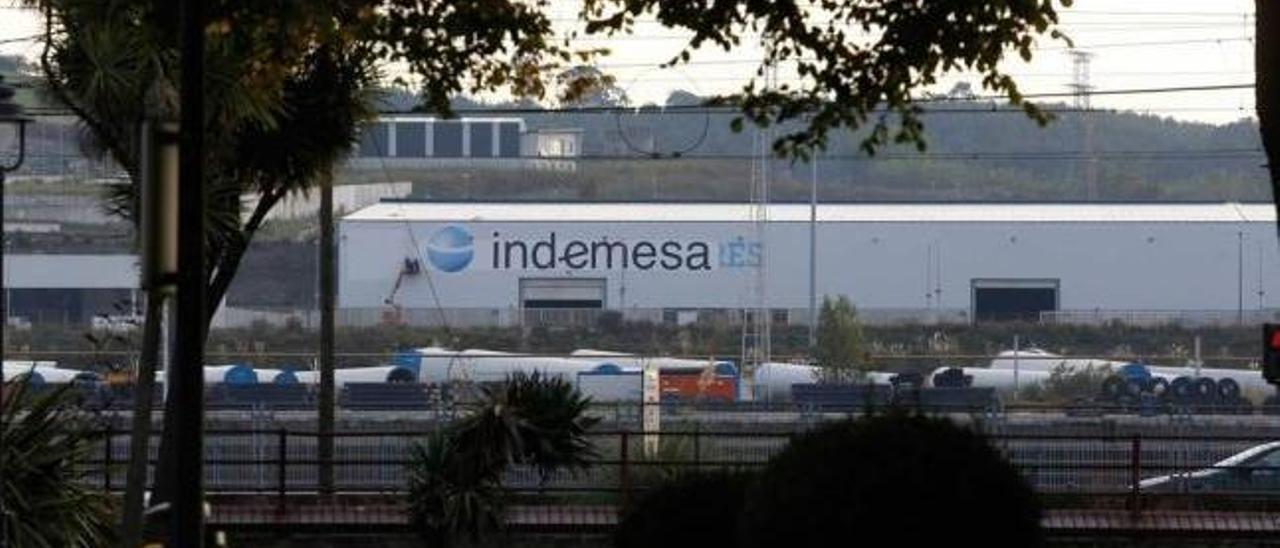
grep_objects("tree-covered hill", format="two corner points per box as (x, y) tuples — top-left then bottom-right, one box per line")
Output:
(372, 90), (1266, 203)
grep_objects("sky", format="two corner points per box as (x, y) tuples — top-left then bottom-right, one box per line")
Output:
(0, 0), (1258, 126)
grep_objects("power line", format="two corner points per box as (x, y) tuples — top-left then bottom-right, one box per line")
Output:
(519, 150), (1264, 162)
(392, 83), (1254, 114)
(23, 85), (1256, 119)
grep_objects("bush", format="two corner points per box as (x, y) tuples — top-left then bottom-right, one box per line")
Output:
(739, 413), (1042, 547)
(406, 372), (599, 545)
(1020, 363), (1113, 404)
(2, 382), (116, 546)
(616, 472), (752, 548)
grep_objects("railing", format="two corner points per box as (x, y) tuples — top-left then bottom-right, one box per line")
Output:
(1041, 309), (1280, 327)
(82, 428), (1280, 518)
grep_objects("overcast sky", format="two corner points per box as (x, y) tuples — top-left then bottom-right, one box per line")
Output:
(0, 0), (1257, 125)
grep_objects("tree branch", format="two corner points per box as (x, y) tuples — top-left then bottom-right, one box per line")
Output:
(205, 186), (286, 323)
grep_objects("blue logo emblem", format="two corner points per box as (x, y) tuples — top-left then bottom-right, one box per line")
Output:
(425, 225), (474, 273)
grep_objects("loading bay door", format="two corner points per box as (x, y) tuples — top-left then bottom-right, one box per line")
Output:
(519, 278), (607, 309)
(971, 278), (1060, 323)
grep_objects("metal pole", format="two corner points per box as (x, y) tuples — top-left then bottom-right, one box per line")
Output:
(808, 156), (817, 351)
(619, 431), (630, 508)
(319, 171), (335, 495)
(170, 0), (207, 543)
(1129, 435), (1142, 520)
(0, 166), (5, 548)
(1013, 335), (1020, 399)
(1194, 335), (1202, 378)
(1238, 231), (1245, 324)
(1, 81), (32, 548)
(122, 121), (178, 546)
(276, 429), (287, 515)
(0, 167), (5, 548)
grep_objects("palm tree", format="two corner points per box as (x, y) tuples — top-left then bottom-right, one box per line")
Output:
(407, 372), (599, 544)
(30, 1), (379, 538)
(1, 381), (115, 547)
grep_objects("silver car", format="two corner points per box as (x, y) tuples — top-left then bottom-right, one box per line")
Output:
(1140, 442), (1280, 493)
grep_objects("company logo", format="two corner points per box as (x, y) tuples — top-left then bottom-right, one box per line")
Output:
(488, 231), (762, 272)
(425, 225), (474, 272)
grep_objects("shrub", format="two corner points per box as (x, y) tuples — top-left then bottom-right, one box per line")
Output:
(739, 413), (1042, 547)
(406, 371), (599, 544)
(2, 382), (116, 546)
(616, 472), (752, 548)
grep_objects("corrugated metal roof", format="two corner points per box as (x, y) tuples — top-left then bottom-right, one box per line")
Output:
(343, 201), (1277, 223)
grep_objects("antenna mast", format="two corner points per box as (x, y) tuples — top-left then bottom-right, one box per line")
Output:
(1068, 49), (1098, 201)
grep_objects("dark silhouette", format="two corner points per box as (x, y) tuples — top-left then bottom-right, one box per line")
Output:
(739, 413), (1042, 547)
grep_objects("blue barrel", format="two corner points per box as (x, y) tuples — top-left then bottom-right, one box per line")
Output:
(223, 365), (259, 385)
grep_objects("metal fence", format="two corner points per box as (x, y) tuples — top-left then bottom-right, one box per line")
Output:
(83, 428), (1280, 514)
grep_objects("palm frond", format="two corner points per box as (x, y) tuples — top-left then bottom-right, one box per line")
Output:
(2, 380), (116, 547)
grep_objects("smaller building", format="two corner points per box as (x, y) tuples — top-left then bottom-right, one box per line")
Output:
(354, 116), (525, 159)
(521, 128), (583, 158)
(4, 254), (139, 325)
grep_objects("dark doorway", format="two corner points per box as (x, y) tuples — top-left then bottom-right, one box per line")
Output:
(971, 279), (1059, 323)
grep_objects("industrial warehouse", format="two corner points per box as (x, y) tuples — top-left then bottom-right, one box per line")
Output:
(337, 200), (1280, 326)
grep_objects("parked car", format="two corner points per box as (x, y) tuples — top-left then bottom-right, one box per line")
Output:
(1140, 441), (1280, 493)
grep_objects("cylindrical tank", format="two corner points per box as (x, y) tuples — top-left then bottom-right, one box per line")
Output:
(415, 348), (600, 384)
(928, 366), (1052, 394)
(752, 363), (820, 401)
(988, 349), (1126, 373)
(204, 365), (258, 385)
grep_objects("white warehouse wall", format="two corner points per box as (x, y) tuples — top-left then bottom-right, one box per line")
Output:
(338, 202), (1280, 316)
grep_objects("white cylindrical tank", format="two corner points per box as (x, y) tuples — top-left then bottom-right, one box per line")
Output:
(928, 366), (1053, 395)
(2, 363), (94, 384)
(295, 366), (415, 387)
(416, 348), (601, 384)
(989, 349), (1126, 373)
(752, 363), (820, 401)
(569, 349), (731, 373)
(989, 350), (1271, 395)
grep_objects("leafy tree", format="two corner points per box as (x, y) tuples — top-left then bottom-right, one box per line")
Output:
(29, 0), (1077, 319)
(582, 0), (1073, 157)
(29, 0), (387, 325)
(1, 382), (115, 547)
(739, 413), (1042, 548)
(407, 372), (598, 544)
(815, 295), (865, 381)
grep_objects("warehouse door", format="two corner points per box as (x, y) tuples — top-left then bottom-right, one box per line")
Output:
(519, 278), (606, 309)
(971, 278), (1059, 323)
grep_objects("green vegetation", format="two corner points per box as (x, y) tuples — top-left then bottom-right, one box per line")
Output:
(407, 372), (598, 545)
(1, 382), (115, 547)
(1018, 363), (1114, 404)
(815, 295), (867, 381)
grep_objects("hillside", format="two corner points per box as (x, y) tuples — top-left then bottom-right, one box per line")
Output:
(353, 92), (1267, 203)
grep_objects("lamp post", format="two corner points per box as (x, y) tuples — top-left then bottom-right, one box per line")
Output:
(0, 72), (33, 548)
(0, 74), (31, 332)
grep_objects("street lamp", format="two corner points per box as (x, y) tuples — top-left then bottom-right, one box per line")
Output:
(0, 74), (32, 370)
(0, 70), (33, 547)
